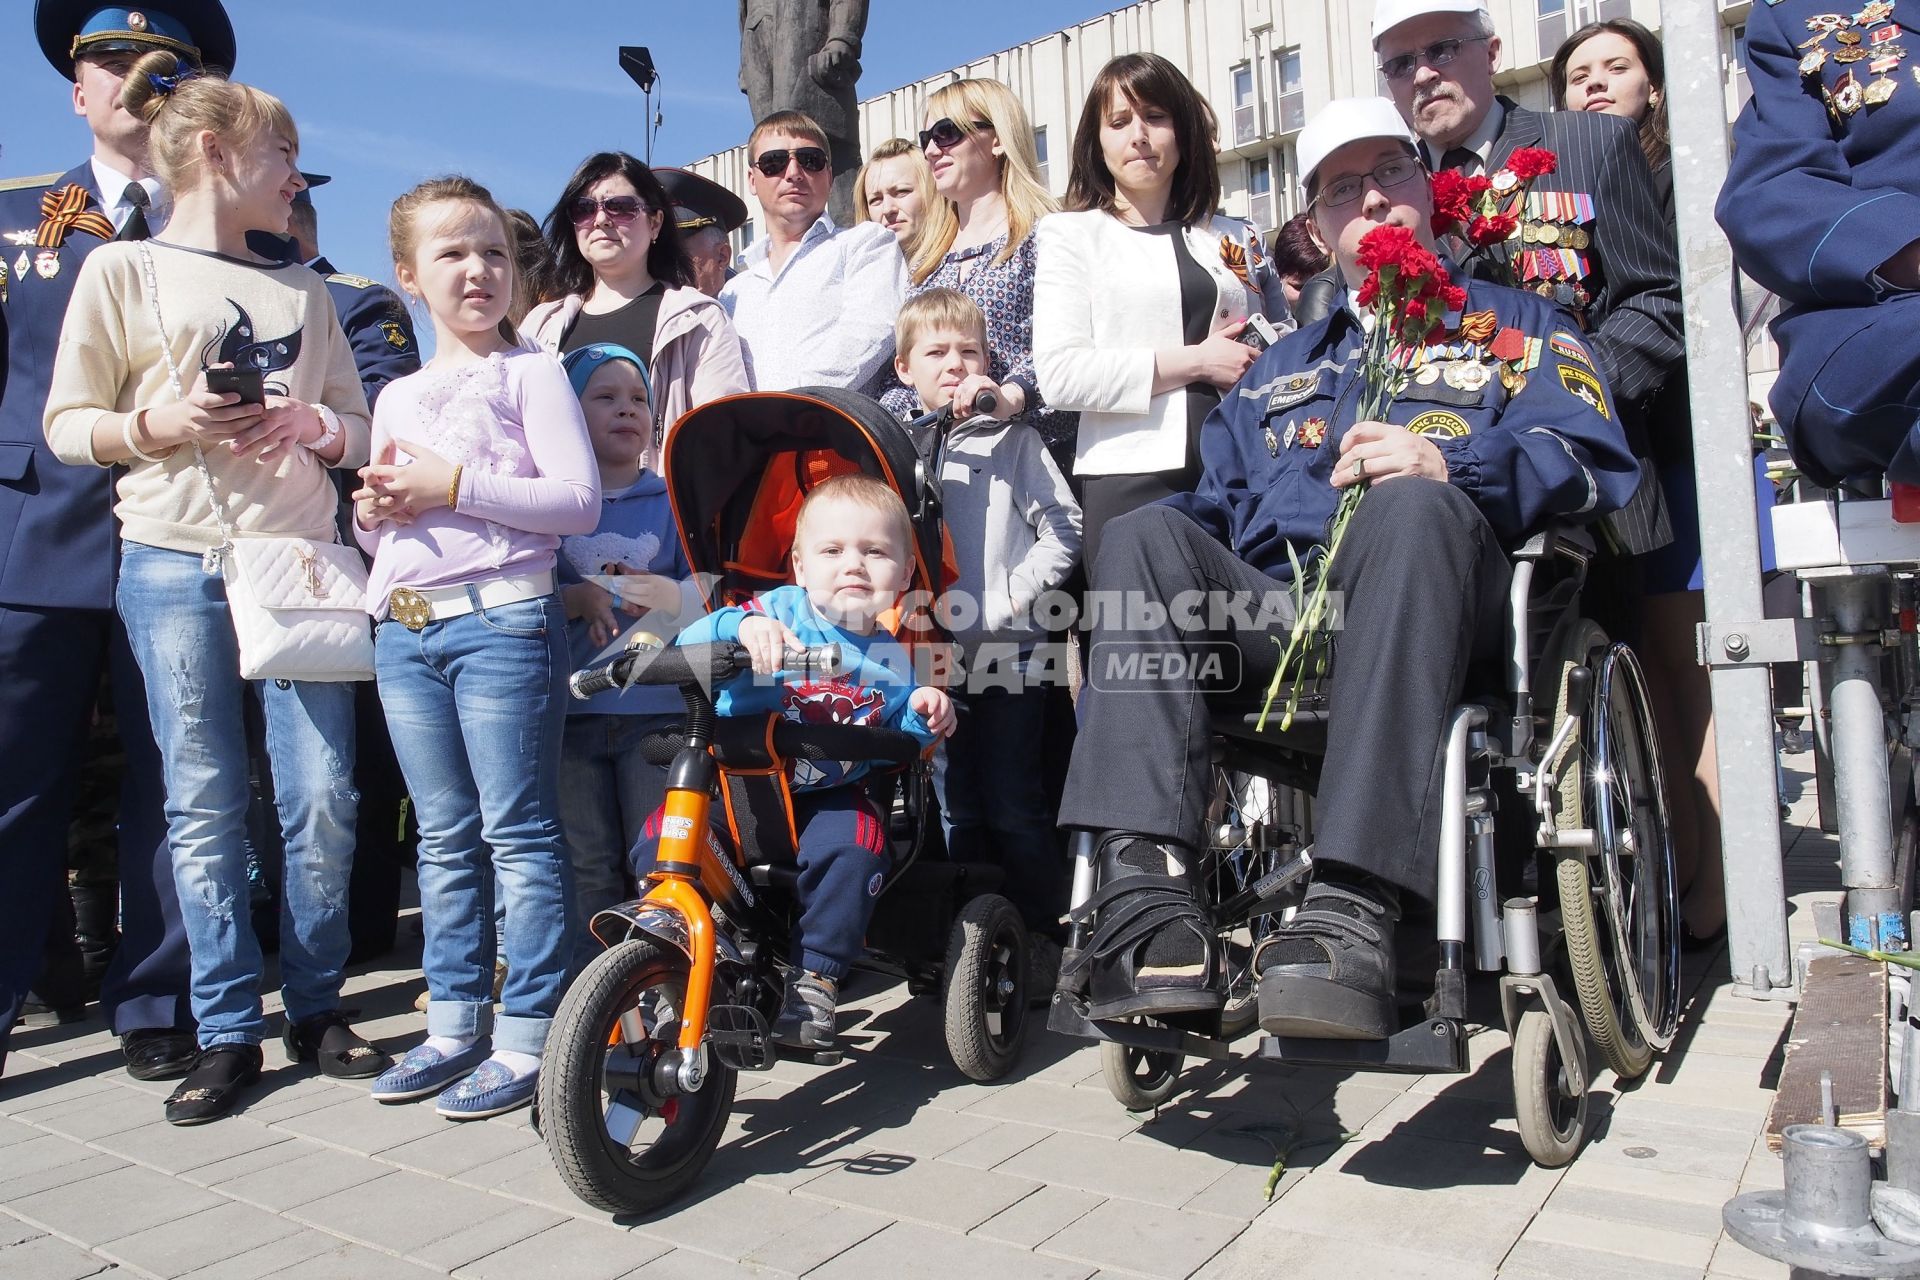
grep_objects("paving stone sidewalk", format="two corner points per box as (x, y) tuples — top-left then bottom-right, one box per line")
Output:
(1, 758), (1833, 1280)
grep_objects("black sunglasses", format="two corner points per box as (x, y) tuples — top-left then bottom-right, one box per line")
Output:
(919, 117), (994, 151)
(568, 195), (649, 227)
(752, 147), (829, 178)
(1378, 36), (1489, 82)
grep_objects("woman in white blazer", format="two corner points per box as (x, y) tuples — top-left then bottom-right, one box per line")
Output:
(1034, 54), (1290, 569)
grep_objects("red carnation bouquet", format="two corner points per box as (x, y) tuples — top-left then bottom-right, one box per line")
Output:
(1429, 146), (1557, 281)
(1258, 225), (1465, 730)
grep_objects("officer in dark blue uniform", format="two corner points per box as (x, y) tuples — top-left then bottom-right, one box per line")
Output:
(1719, 0), (1920, 485)
(1059, 99), (1639, 1039)
(0, 0), (236, 1081)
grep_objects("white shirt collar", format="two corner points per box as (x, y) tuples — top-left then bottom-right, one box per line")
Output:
(743, 213), (836, 274)
(89, 156), (166, 232)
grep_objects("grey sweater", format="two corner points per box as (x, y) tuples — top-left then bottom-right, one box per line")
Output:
(933, 413), (1082, 665)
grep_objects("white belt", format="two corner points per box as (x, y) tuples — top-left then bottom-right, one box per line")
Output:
(386, 570), (554, 631)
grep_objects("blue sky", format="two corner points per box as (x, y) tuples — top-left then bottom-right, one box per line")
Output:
(0, 1), (1117, 294)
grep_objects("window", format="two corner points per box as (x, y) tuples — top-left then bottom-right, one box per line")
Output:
(1273, 47), (1305, 134)
(737, 220), (755, 256)
(1729, 24), (1753, 110)
(1249, 157), (1274, 231)
(1538, 0), (1632, 57)
(1232, 63), (1256, 146)
(1033, 126), (1050, 185)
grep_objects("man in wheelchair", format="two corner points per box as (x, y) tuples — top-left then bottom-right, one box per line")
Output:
(1060, 98), (1640, 1040)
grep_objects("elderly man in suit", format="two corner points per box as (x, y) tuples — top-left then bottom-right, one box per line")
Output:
(1373, 0), (1684, 558)
(0, 0), (237, 1081)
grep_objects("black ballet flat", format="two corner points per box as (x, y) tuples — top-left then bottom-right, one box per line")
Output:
(164, 1044), (263, 1126)
(283, 1010), (391, 1080)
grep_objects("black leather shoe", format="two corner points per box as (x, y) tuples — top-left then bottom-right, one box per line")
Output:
(123, 1029), (198, 1081)
(164, 1044), (262, 1126)
(283, 1011), (391, 1079)
(1067, 833), (1222, 1021)
(1256, 877), (1400, 1040)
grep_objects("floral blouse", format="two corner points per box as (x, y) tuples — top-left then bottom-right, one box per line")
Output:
(879, 231), (1079, 456)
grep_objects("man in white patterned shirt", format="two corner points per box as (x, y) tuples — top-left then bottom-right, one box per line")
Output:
(720, 110), (908, 392)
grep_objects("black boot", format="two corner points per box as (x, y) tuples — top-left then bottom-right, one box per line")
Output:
(1255, 873), (1400, 1040)
(1068, 833), (1221, 1021)
(72, 881), (120, 987)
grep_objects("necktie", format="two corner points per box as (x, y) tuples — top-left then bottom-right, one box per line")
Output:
(116, 183), (151, 242)
(1439, 146), (1480, 177)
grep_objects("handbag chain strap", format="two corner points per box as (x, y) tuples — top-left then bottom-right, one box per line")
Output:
(136, 242), (239, 575)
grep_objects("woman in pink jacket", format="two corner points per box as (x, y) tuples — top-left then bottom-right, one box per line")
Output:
(521, 153), (749, 466)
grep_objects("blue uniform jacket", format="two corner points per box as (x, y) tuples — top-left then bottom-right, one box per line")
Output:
(0, 163), (121, 609)
(1163, 278), (1640, 578)
(1718, 0), (1920, 484)
(676, 584), (937, 792)
(309, 256), (419, 409)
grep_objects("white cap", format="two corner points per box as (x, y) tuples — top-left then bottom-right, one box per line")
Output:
(1296, 97), (1418, 200)
(1371, 0), (1488, 46)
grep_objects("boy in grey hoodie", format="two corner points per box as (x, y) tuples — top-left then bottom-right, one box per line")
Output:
(894, 291), (1082, 950)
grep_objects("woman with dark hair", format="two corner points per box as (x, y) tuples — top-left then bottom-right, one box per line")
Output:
(1033, 53), (1288, 567)
(522, 152), (747, 463)
(1551, 19), (1735, 943)
(1549, 20), (1671, 212)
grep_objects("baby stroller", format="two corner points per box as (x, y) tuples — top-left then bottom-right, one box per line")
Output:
(539, 388), (1034, 1215)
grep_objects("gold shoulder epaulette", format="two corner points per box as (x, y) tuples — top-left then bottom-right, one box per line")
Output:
(0, 172), (65, 193)
(325, 272), (381, 290)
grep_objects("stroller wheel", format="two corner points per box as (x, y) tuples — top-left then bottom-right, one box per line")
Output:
(540, 939), (737, 1214)
(942, 894), (1030, 1082)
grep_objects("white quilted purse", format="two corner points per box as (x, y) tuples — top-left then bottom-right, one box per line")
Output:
(139, 244), (375, 682)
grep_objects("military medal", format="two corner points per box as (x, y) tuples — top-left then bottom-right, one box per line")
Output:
(1872, 53), (1904, 73)
(1834, 69), (1867, 111)
(1298, 418), (1326, 449)
(1839, 27), (1866, 43)
(1445, 361), (1492, 392)
(1867, 73), (1899, 102)
(33, 250), (59, 280)
(1809, 12), (1854, 33)
(1837, 44), (1871, 60)
(1803, 45), (1832, 72)
(1491, 169), (1519, 195)
(1873, 22), (1904, 42)
(1264, 422), (1279, 456)
(1858, 0), (1896, 25)
(1416, 364), (1442, 385)
(12, 250), (27, 280)
(0, 260), (8, 304)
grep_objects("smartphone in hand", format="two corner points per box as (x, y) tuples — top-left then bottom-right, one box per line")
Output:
(1239, 313), (1282, 353)
(203, 367), (266, 406)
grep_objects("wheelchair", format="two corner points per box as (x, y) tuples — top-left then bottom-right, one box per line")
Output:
(1050, 525), (1684, 1166)
(537, 390), (1036, 1215)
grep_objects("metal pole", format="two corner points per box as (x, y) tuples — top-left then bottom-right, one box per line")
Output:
(1824, 575), (1903, 948)
(1661, 0), (1793, 996)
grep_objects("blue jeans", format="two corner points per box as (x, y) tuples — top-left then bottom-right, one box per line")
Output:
(376, 592), (574, 1057)
(558, 712), (676, 973)
(935, 686), (1066, 938)
(116, 542), (357, 1048)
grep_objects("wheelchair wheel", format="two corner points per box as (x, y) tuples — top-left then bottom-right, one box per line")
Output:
(1101, 1028), (1183, 1111)
(540, 939), (737, 1215)
(1549, 621), (1683, 1081)
(1512, 1007), (1588, 1167)
(942, 893), (1029, 1082)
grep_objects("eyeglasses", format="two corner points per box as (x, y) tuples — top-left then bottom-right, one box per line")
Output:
(752, 147), (829, 178)
(1311, 155), (1426, 211)
(568, 195), (650, 227)
(1378, 36), (1489, 82)
(918, 117), (994, 151)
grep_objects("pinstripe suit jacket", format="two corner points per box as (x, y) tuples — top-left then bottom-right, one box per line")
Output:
(1433, 99), (1686, 551)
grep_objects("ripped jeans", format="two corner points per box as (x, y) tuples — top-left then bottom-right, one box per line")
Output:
(117, 542), (358, 1048)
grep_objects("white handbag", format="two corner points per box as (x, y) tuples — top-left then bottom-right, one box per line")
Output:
(137, 244), (376, 682)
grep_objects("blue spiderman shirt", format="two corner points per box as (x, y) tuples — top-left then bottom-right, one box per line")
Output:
(674, 584), (938, 791)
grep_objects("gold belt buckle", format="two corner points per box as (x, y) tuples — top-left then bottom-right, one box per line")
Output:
(388, 587), (432, 631)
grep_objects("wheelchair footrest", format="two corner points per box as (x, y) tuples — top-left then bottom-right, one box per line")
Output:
(1046, 992), (1232, 1061)
(707, 1003), (776, 1072)
(1259, 1016), (1468, 1074)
